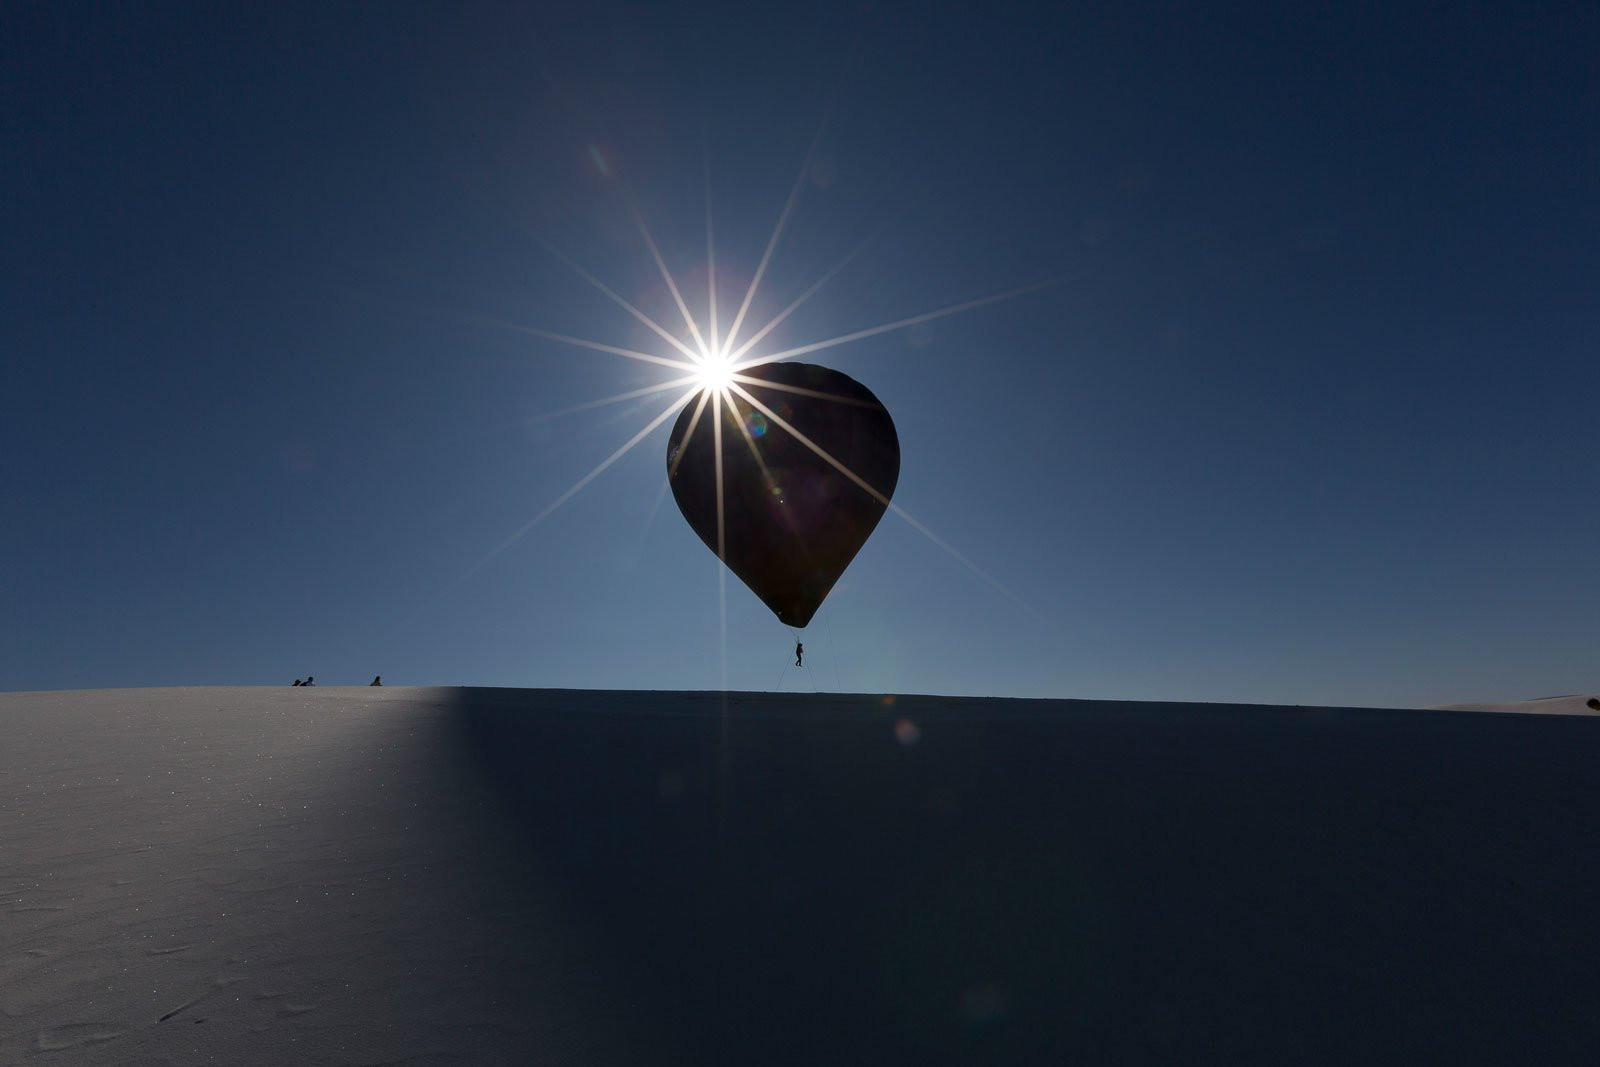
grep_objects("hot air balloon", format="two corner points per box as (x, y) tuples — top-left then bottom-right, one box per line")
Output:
(666, 361), (899, 627)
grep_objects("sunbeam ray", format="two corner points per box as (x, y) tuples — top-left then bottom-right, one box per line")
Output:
(713, 388), (730, 689)
(704, 133), (720, 359)
(511, 374), (702, 426)
(446, 385), (699, 596)
(632, 205), (709, 361)
(668, 389), (713, 479)
(632, 473), (672, 560)
(885, 502), (1053, 626)
(718, 564), (729, 692)
(732, 276), (1071, 368)
(727, 372), (880, 409)
(727, 389), (780, 488)
(726, 226), (883, 364)
(713, 388), (727, 564)
(727, 380), (1050, 624)
(470, 315), (699, 372)
(720, 121), (828, 357)
(726, 383), (892, 503)
(536, 237), (704, 364)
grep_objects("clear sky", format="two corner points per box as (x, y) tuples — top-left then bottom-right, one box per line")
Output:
(4, 2), (1596, 705)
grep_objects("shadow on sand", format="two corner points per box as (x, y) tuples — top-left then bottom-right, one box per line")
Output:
(436, 689), (1600, 1066)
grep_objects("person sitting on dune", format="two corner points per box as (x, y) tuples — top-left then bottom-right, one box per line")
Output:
(292, 679), (302, 686)
(370, 675), (382, 686)
(303, 676), (315, 687)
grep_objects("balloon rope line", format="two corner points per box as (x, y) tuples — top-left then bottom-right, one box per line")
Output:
(775, 662), (790, 690)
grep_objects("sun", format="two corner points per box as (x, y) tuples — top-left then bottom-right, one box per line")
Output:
(695, 350), (735, 392)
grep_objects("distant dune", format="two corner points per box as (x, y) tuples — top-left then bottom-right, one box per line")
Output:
(4, 686), (1599, 1065)
(1429, 694), (1600, 716)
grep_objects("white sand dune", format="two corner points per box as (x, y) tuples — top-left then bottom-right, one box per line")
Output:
(4, 686), (1599, 1065)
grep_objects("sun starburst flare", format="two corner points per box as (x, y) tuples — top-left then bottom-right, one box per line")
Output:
(439, 130), (1066, 648)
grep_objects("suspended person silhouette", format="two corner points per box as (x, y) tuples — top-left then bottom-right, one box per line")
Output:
(795, 642), (804, 668)
(370, 675), (382, 686)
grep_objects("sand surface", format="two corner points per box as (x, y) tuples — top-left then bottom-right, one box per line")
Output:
(4, 686), (1599, 1065)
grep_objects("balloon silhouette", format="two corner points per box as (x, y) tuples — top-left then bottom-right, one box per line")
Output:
(666, 362), (899, 627)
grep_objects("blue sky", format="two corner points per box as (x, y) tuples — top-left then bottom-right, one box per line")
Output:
(4, 2), (1596, 705)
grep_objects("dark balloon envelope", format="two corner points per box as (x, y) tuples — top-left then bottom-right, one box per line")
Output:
(666, 362), (899, 628)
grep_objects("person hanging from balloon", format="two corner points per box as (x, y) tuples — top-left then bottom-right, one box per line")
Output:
(794, 641), (804, 668)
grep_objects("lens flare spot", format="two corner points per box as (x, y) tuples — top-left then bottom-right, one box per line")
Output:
(959, 984), (1008, 1025)
(747, 411), (768, 437)
(894, 718), (920, 746)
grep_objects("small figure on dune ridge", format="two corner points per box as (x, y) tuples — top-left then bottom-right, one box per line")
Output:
(292, 679), (302, 686)
(303, 676), (315, 687)
(370, 675), (382, 686)
(1588, 697), (1600, 711)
